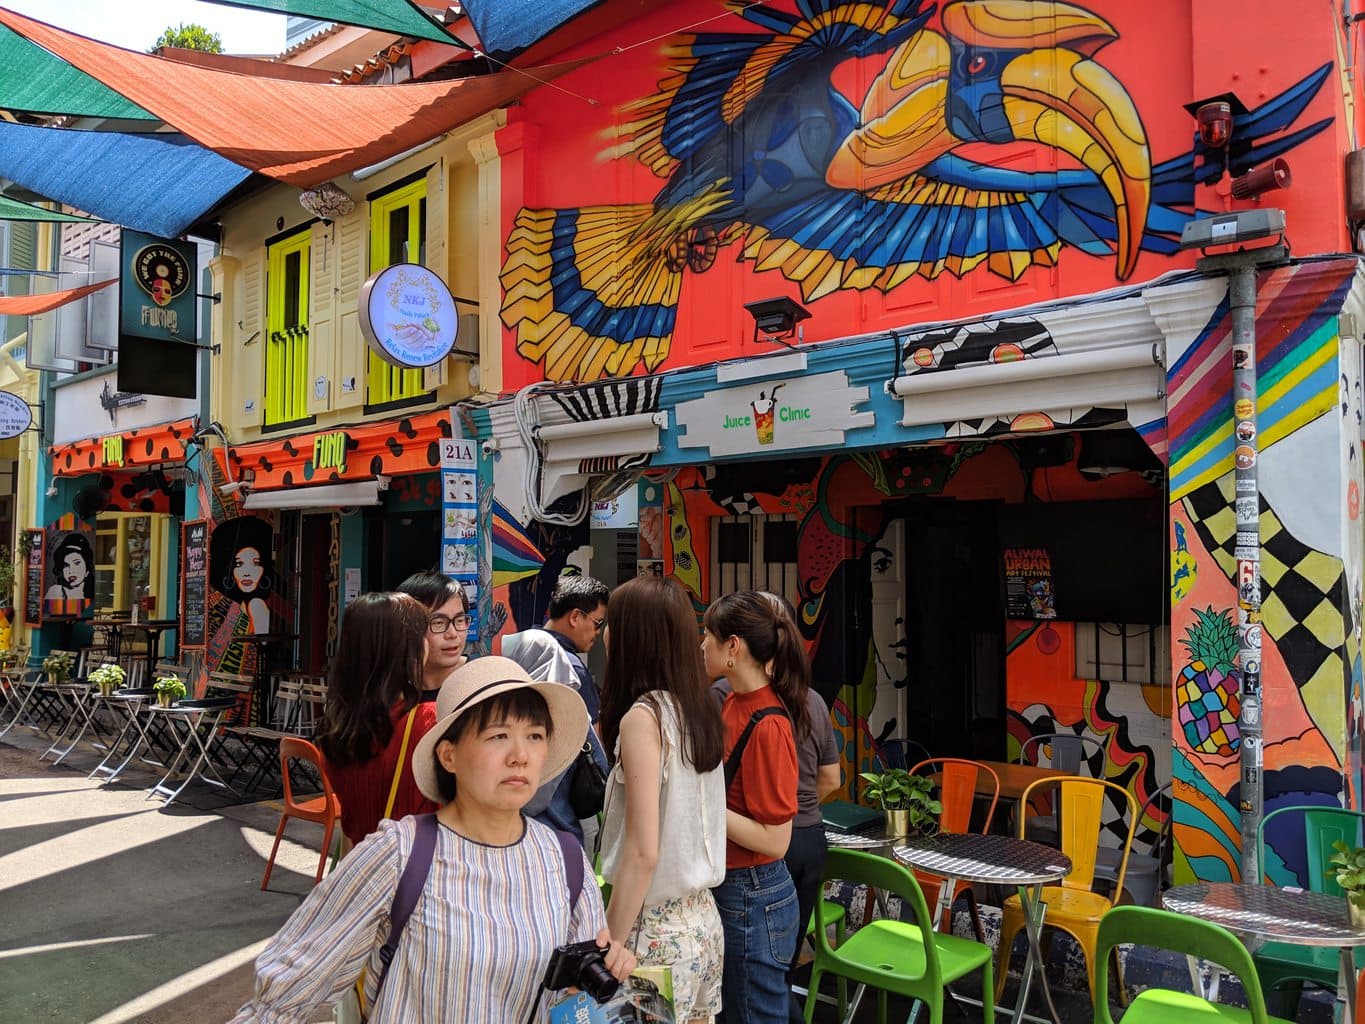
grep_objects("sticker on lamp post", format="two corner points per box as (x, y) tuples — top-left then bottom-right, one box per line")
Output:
(359, 263), (458, 368)
(0, 391), (32, 439)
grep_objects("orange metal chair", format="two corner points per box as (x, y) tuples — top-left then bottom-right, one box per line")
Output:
(995, 775), (1138, 1007)
(909, 758), (1001, 941)
(260, 737), (342, 890)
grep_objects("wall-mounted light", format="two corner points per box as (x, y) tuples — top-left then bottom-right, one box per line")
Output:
(298, 182), (356, 221)
(743, 296), (811, 349)
(1196, 101), (1234, 149)
(1231, 158), (1292, 200)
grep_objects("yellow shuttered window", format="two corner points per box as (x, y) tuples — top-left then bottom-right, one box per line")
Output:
(366, 178), (430, 409)
(264, 229), (311, 427)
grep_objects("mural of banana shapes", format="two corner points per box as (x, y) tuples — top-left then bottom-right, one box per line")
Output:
(500, 0), (1332, 381)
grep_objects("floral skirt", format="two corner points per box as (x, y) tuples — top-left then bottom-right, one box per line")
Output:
(631, 887), (724, 1020)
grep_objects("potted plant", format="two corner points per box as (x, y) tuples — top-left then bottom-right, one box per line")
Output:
(859, 768), (942, 839)
(1330, 840), (1365, 930)
(88, 662), (126, 697)
(42, 650), (74, 685)
(153, 675), (187, 708)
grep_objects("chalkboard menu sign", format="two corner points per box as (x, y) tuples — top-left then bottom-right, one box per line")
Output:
(22, 528), (43, 627)
(180, 520), (208, 649)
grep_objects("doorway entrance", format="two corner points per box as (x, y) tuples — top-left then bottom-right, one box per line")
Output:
(862, 500), (1006, 761)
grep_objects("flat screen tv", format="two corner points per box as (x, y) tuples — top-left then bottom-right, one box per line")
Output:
(117, 335), (197, 399)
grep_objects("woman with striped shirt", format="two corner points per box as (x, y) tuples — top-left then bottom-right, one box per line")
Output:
(230, 657), (636, 1023)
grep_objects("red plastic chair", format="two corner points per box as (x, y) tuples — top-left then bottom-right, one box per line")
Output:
(260, 737), (342, 890)
(909, 758), (1001, 941)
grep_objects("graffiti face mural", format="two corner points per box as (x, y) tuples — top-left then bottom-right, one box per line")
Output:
(501, 0), (1330, 381)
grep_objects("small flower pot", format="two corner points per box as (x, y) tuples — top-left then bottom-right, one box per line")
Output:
(47, 671), (60, 686)
(884, 808), (910, 839)
(97, 682), (116, 697)
(1350, 897), (1365, 932)
(156, 692), (173, 708)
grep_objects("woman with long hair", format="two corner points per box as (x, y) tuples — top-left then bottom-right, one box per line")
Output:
(702, 589), (807, 1024)
(317, 591), (434, 846)
(598, 576), (726, 1024)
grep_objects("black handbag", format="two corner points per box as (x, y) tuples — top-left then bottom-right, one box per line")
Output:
(568, 739), (607, 818)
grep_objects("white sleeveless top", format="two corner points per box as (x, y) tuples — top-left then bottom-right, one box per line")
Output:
(599, 692), (726, 906)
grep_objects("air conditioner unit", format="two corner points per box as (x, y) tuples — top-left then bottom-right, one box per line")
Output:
(452, 311), (479, 361)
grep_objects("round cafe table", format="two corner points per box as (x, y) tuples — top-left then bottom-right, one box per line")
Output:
(1163, 881), (1365, 1020)
(896, 832), (1072, 1024)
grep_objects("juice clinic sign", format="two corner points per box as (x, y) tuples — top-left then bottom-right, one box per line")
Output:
(358, 263), (458, 369)
(674, 370), (873, 458)
(119, 230), (196, 341)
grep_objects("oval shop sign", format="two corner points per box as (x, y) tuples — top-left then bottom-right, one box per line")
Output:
(0, 391), (32, 439)
(358, 263), (458, 369)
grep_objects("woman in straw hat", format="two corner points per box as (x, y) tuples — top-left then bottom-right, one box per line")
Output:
(231, 657), (636, 1023)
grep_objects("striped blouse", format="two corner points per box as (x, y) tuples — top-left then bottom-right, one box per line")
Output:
(229, 815), (604, 1023)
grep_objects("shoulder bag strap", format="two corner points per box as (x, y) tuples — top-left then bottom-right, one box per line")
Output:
(368, 813), (439, 1014)
(383, 708), (418, 818)
(554, 828), (584, 911)
(724, 706), (787, 789)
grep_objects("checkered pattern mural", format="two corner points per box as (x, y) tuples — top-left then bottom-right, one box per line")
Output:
(1184, 477), (1345, 696)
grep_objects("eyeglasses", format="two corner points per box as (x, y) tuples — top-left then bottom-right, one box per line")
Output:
(429, 613), (471, 635)
(590, 616), (606, 631)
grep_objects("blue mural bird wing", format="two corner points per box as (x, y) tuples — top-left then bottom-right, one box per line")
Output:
(500, 0), (1331, 382)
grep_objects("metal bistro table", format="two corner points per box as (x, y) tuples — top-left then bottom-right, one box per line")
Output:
(118, 619), (180, 677)
(895, 832), (1073, 1024)
(1164, 882), (1365, 1021)
(226, 633), (298, 726)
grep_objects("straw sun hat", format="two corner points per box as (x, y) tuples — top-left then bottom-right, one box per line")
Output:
(411, 656), (589, 804)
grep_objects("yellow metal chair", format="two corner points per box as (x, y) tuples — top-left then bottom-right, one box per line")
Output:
(995, 776), (1138, 1008)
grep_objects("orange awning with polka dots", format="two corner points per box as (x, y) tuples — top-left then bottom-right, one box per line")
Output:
(49, 417), (196, 477)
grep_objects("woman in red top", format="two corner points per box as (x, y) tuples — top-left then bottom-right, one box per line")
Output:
(702, 590), (808, 1024)
(317, 592), (435, 846)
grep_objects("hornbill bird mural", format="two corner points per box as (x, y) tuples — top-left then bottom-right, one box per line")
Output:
(500, 0), (1332, 381)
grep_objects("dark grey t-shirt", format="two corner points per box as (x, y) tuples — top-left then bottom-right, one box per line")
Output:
(711, 681), (840, 827)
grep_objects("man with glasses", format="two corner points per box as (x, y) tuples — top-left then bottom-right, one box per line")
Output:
(542, 575), (610, 723)
(397, 571), (471, 696)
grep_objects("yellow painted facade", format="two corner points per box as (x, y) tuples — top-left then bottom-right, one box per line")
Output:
(208, 110), (508, 445)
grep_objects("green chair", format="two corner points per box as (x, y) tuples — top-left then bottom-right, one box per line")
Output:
(1094, 905), (1293, 1024)
(1253, 804), (1365, 1017)
(803, 848), (994, 1024)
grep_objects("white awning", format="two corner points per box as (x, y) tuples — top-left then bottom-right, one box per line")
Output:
(242, 480), (381, 510)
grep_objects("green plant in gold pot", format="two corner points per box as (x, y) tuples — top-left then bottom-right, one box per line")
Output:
(858, 768), (942, 839)
(1330, 840), (1365, 930)
(41, 650), (73, 685)
(153, 675), (186, 708)
(88, 662), (126, 697)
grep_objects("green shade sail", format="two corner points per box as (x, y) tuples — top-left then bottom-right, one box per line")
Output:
(0, 25), (153, 119)
(0, 194), (96, 223)
(200, 1), (458, 45)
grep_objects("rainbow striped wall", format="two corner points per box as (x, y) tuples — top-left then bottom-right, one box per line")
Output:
(1167, 259), (1356, 503)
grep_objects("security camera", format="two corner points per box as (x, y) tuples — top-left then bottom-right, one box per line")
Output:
(45, 484), (58, 498)
(481, 439), (500, 456)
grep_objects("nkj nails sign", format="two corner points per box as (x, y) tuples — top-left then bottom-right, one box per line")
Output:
(674, 371), (872, 458)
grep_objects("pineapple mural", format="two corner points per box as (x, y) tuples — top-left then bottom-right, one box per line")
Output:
(1176, 606), (1242, 755)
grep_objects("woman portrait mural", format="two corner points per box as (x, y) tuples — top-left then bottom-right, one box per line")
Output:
(208, 516), (274, 668)
(43, 529), (94, 617)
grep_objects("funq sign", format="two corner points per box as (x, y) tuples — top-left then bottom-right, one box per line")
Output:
(358, 263), (458, 369)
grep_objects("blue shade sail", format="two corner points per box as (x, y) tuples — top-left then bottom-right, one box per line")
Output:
(0, 121), (251, 238)
(461, 0), (601, 55)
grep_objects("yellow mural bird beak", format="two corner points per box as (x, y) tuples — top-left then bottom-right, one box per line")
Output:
(951, 1), (1151, 279)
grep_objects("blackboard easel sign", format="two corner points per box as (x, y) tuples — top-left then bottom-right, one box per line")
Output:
(180, 520), (208, 649)
(22, 528), (43, 628)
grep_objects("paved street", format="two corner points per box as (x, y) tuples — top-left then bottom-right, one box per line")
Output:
(0, 735), (330, 1023)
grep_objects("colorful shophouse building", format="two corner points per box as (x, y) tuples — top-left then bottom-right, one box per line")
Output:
(471, 0), (1365, 887)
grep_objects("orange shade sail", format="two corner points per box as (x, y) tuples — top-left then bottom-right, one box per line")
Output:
(0, 7), (587, 189)
(0, 278), (113, 315)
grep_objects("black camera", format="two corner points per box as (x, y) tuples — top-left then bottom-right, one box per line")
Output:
(541, 939), (619, 1002)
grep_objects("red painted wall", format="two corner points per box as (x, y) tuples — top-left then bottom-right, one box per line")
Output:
(499, 0), (1350, 385)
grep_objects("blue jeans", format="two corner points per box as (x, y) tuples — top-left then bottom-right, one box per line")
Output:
(713, 860), (799, 1024)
